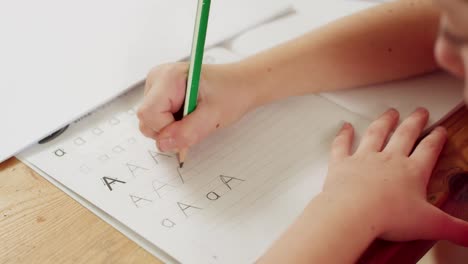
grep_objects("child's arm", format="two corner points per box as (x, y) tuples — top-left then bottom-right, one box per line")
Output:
(258, 108), (468, 264)
(257, 191), (379, 263)
(138, 0), (440, 152)
(238, 0), (440, 106)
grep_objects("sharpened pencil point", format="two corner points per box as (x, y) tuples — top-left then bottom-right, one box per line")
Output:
(178, 149), (187, 169)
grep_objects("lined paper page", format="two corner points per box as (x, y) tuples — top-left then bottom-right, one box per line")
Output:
(20, 48), (370, 264)
(321, 72), (463, 129)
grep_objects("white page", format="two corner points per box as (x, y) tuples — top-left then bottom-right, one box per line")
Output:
(322, 73), (464, 128)
(230, 0), (377, 56)
(19, 48), (371, 264)
(0, 0), (291, 163)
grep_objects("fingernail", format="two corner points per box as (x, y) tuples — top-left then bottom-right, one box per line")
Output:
(342, 122), (351, 129)
(434, 126), (447, 134)
(158, 137), (177, 152)
(384, 108), (398, 117)
(415, 107), (428, 115)
(337, 122), (351, 135)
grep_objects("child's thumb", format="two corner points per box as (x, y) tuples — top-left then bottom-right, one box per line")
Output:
(156, 105), (220, 152)
(423, 205), (468, 246)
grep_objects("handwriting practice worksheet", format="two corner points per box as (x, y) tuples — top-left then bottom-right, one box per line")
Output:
(20, 48), (371, 263)
(17, 1), (464, 261)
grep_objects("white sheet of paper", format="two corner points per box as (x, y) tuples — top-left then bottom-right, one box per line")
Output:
(230, 0), (378, 56)
(322, 73), (464, 128)
(19, 48), (371, 263)
(0, 0), (291, 162)
(20, 44), (464, 263)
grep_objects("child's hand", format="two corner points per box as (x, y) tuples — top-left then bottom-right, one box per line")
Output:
(137, 63), (254, 152)
(326, 108), (468, 246)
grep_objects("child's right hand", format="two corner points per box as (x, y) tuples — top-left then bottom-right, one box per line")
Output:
(137, 63), (255, 152)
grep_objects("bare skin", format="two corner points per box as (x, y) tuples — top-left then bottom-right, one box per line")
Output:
(137, 0), (468, 263)
(258, 109), (468, 263)
(138, 0), (440, 152)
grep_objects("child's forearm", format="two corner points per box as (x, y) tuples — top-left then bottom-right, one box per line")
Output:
(233, 0), (440, 108)
(258, 193), (381, 264)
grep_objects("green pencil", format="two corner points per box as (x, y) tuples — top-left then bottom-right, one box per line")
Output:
(179, 0), (211, 168)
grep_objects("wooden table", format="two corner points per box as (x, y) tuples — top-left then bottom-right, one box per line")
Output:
(0, 162), (161, 263)
(2, 108), (468, 264)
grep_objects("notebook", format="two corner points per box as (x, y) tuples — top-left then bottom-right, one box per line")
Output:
(19, 45), (463, 263)
(0, 0), (292, 163)
(230, 0), (379, 56)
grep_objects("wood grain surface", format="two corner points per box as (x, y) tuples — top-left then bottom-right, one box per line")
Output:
(0, 158), (161, 264)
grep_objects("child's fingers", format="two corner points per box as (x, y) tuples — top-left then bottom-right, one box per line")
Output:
(356, 108), (399, 153)
(410, 127), (447, 181)
(138, 104), (175, 136)
(144, 69), (156, 96)
(137, 74), (186, 134)
(139, 121), (158, 139)
(144, 63), (187, 95)
(156, 105), (220, 152)
(384, 108), (429, 156)
(419, 204), (468, 247)
(330, 122), (354, 162)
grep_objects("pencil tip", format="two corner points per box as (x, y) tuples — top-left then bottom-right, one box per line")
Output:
(179, 162), (184, 169)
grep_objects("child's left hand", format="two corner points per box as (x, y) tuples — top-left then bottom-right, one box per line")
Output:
(325, 107), (468, 245)
(259, 108), (468, 264)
